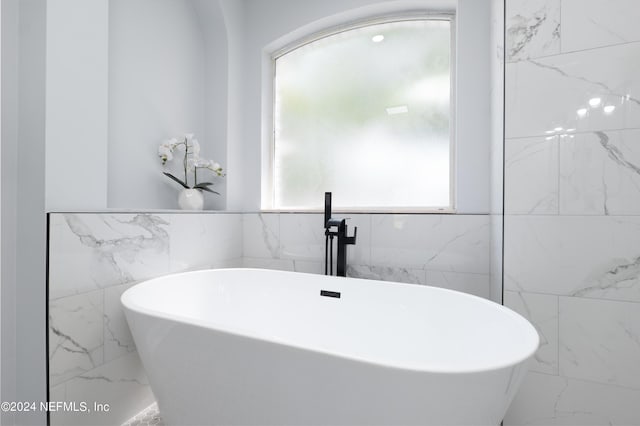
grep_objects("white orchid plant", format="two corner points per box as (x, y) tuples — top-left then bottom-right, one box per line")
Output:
(158, 133), (224, 194)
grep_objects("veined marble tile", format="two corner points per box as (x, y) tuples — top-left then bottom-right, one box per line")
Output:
(348, 265), (426, 285)
(562, 0), (640, 52)
(279, 213), (370, 266)
(504, 372), (640, 425)
(504, 291), (558, 375)
(560, 129), (640, 215)
(242, 257), (294, 272)
(49, 290), (104, 387)
(292, 260), (323, 275)
(504, 215), (640, 302)
(490, 135), (505, 215)
(506, 42), (640, 139)
(242, 213), (280, 259)
(370, 214), (490, 274)
(506, 0), (560, 61)
(345, 214), (371, 265)
(490, 215), (503, 304)
(50, 383), (66, 401)
(277, 213), (322, 262)
(210, 258), (243, 269)
(49, 214), (170, 300)
(104, 283), (135, 363)
(169, 213), (242, 272)
(505, 136), (559, 214)
(559, 297), (640, 390)
(52, 352), (154, 426)
(48, 384), (67, 426)
(426, 271), (490, 299)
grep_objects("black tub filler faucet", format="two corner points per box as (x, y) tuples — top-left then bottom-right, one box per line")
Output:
(324, 192), (357, 277)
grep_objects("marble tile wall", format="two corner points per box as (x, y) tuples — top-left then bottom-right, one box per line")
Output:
(242, 213), (492, 298)
(48, 213), (242, 426)
(49, 210), (492, 425)
(504, 0), (640, 424)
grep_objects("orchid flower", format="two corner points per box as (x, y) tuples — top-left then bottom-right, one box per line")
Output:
(159, 133), (225, 195)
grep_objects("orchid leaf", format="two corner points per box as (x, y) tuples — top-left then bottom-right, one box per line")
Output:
(194, 182), (214, 187)
(163, 172), (189, 189)
(198, 186), (220, 195)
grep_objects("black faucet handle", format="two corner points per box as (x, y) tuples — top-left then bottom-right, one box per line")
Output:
(327, 217), (345, 228)
(346, 226), (357, 245)
(324, 192), (332, 227)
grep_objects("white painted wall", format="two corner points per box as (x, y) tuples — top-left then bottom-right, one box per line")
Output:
(239, 0), (491, 213)
(43, 0), (229, 210)
(45, 0), (109, 211)
(108, 0), (204, 209)
(0, 0), (3, 411)
(192, 0), (229, 210)
(16, 0), (47, 424)
(1, 0), (19, 423)
(38, 1), (299, 210)
(455, 0), (491, 213)
(108, 0), (228, 210)
(219, 0), (245, 211)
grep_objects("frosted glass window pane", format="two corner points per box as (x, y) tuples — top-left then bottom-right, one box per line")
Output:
(273, 19), (452, 210)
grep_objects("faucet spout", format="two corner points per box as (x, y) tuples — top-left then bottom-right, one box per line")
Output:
(324, 192), (357, 277)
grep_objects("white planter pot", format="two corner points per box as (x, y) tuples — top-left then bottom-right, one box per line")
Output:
(178, 188), (204, 210)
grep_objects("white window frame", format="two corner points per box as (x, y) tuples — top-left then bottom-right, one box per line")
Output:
(262, 13), (457, 213)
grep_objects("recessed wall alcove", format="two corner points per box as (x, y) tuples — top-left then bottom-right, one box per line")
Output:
(45, 0), (230, 211)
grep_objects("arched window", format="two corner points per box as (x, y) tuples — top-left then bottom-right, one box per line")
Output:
(267, 16), (454, 211)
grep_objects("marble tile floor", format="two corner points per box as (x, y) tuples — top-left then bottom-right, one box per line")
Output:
(121, 403), (164, 426)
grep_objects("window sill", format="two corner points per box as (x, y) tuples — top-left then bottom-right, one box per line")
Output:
(259, 208), (457, 214)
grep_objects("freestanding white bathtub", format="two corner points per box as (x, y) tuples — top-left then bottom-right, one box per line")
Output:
(122, 268), (538, 426)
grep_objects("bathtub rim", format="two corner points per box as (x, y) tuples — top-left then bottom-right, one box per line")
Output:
(121, 268), (539, 375)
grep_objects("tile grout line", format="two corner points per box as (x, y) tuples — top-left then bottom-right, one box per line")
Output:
(505, 39), (640, 65)
(503, 289), (640, 306)
(102, 286), (106, 376)
(506, 127), (640, 142)
(557, 130), (561, 215)
(556, 293), (560, 378)
(528, 368), (640, 394)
